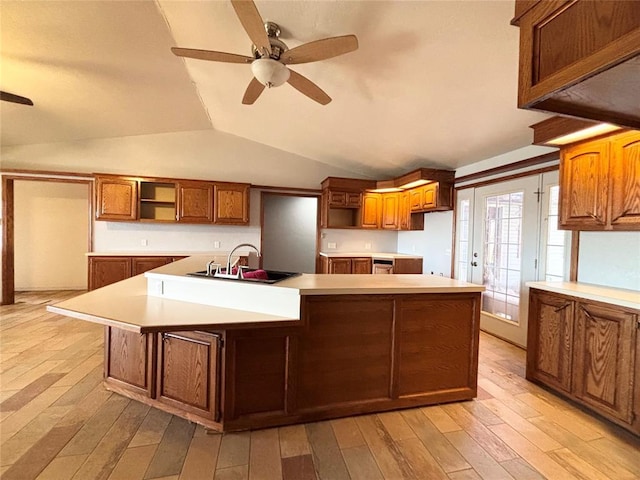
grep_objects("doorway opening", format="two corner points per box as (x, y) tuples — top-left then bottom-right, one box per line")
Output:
(260, 192), (319, 273)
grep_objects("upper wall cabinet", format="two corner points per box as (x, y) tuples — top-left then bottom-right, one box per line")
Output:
(512, 0), (640, 129)
(94, 174), (250, 225)
(213, 183), (250, 225)
(177, 181), (213, 223)
(559, 130), (640, 231)
(95, 175), (138, 221)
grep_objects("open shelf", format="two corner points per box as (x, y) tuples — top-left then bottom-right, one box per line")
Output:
(139, 182), (176, 221)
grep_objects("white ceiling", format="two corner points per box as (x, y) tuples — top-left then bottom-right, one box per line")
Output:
(1, 1), (550, 177)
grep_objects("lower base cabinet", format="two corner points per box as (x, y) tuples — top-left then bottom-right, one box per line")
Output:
(157, 331), (221, 421)
(103, 291), (480, 432)
(528, 289), (639, 435)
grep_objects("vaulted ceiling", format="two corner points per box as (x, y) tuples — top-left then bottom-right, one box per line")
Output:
(0, 1), (550, 177)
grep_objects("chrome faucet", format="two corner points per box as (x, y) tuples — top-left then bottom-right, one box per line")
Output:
(217, 243), (261, 279)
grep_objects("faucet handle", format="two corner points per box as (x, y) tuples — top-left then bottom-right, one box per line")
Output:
(206, 261), (220, 276)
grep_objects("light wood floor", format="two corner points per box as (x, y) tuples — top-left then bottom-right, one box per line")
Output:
(1, 291), (639, 480)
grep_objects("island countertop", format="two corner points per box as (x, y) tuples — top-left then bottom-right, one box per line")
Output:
(49, 255), (484, 333)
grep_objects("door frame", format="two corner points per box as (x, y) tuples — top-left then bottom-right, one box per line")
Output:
(259, 191), (321, 273)
(1, 173), (93, 305)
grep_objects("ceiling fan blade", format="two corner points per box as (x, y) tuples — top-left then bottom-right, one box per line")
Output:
(281, 35), (358, 65)
(0, 91), (33, 106)
(171, 48), (253, 64)
(230, 0), (272, 56)
(287, 69), (331, 105)
(242, 77), (266, 105)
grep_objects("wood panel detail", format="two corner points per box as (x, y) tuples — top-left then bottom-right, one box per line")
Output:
(177, 181), (213, 223)
(213, 183), (249, 225)
(297, 296), (394, 410)
(132, 257), (172, 276)
(157, 331), (220, 420)
(95, 176), (138, 221)
(105, 327), (153, 396)
(88, 256), (132, 290)
(396, 295), (479, 397)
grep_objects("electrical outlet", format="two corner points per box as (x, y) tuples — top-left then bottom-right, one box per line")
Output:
(214, 241), (220, 248)
(140, 239), (148, 246)
(327, 242), (337, 249)
(364, 242), (372, 250)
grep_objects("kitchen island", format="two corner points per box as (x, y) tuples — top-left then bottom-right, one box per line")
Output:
(49, 256), (484, 432)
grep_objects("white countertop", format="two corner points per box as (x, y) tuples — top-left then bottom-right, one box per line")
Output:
(151, 256), (482, 295)
(49, 255), (484, 332)
(319, 252), (423, 260)
(527, 281), (640, 311)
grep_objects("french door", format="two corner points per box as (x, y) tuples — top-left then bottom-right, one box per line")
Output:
(455, 171), (567, 347)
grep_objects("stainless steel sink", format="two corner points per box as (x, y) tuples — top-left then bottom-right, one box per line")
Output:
(187, 269), (301, 284)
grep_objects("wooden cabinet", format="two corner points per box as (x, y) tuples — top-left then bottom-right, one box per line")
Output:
(89, 255), (180, 290)
(321, 256), (372, 274)
(512, 0), (640, 129)
(95, 175), (138, 221)
(88, 256), (132, 290)
(559, 131), (640, 230)
(328, 190), (361, 208)
(213, 183), (250, 225)
(132, 257), (172, 276)
(381, 193), (399, 230)
(527, 288), (639, 434)
(361, 193), (381, 229)
(177, 181), (213, 223)
(105, 327), (154, 397)
(409, 182), (452, 213)
(157, 331), (221, 421)
(573, 302), (635, 424)
(527, 291), (575, 393)
(95, 174), (250, 225)
(392, 258), (423, 274)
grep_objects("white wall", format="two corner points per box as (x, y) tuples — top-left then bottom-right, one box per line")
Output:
(397, 211), (454, 276)
(578, 232), (640, 291)
(2, 129), (368, 189)
(14, 181), (89, 290)
(320, 228), (398, 253)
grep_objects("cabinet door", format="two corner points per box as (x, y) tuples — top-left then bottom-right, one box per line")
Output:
(381, 193), (399, 230)
(132, 257), (171, 276)
(422, 183), (438, 209)
(88, 257), (132, 290)
(361, 193), (381, 228)
(177, 181), (213, 223)
(409, 188), (423, 212)
(213, 183), (249, 225)
(559, 140), (610, 229)
(573, 302), (635, 423)
(399, 191), (411, 230)
(105, 327), (154, 397)
(328, 258), (352, 274)
(352, 258), (372, 274)
(609, 131), (640, 230)
(157, 331), (221, 420)
(393, 258), (422, 274)
(526, 291), (575, 393)
(95, 176), (138, 221)
(328, 190), (347, 207)
(346, 192), (362, 208)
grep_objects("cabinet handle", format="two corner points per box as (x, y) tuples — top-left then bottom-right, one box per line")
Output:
(554, 303), (570, 313)
(580, 306), (594, 320)
(586, 211), (605, 225)
(611, 209), (630, 223)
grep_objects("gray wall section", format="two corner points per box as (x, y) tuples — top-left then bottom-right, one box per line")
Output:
(261, 195), (318, 274)
(578, 231), (640, 291)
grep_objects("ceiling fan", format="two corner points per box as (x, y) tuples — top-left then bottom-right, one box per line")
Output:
(171, 0), (358, 105)
(0, 91), (33, 106)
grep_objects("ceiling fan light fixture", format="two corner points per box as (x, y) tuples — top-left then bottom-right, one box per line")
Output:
(251, 58), (290, 87)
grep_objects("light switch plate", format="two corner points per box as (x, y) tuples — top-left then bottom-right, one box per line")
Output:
(365, 243), (372, 250)
(327, 242), (337, 249)
(214, 241), (220, 248)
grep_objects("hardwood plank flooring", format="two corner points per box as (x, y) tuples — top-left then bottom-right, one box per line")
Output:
(2, 290), (639, 479)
